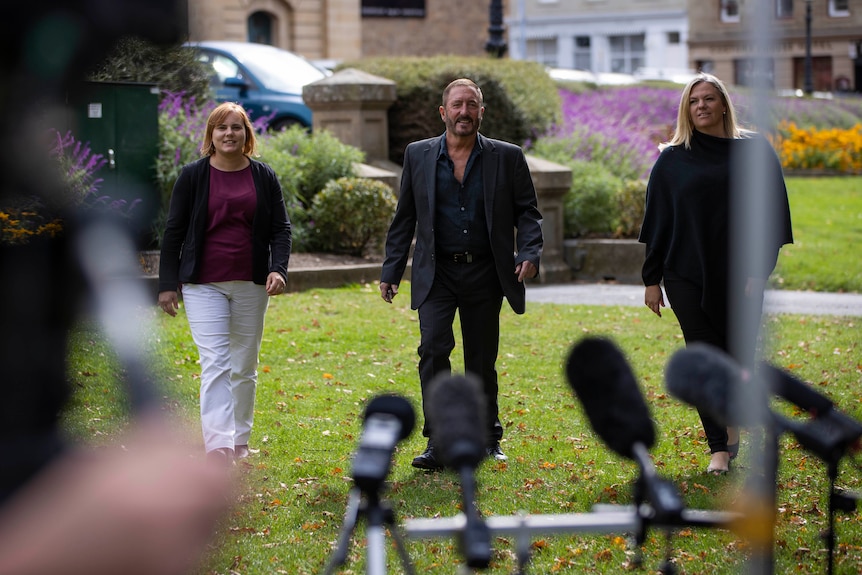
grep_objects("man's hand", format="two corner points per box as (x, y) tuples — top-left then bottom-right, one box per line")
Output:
(515, 261), (538, 283)
(379, 282), (398, 303)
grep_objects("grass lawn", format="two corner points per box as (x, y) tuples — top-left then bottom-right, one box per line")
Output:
(65, 284), (862, 575)
(61, 175), (861, 574)
(773, 176), (862, 293)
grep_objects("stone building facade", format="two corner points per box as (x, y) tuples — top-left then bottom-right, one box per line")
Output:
(505, 0), (689, 76)
(688, 0), (862, 92)
(186, 0), (502, 62)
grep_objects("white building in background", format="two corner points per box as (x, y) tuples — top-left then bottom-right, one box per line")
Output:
(506, 0), (690, 79)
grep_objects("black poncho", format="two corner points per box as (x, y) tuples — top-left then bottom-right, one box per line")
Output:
(639, 129), (793, 329)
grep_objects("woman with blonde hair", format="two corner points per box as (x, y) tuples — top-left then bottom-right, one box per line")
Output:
(158, 102), (291, 464)
(639, 74), (792, 474)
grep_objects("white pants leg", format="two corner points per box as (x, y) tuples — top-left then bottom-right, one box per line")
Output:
(183, 281), (269, 453)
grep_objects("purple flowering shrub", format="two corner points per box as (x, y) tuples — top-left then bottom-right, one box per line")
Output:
(534, 85), (862, 237)
(529, 86), (677, 237)
(538, 86), (679, 180)
(49, 130), (142, 216)
(734, 92), (862, 131)
(155, 91), (217, 208)
(1, 130), (129, 244)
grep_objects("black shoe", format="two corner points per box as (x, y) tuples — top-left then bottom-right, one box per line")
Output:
(487, 442), (508, 462)
(728, 441), (740, 461)
(412, 445), (443, 470)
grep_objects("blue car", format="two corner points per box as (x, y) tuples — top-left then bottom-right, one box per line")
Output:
(187, 41), (328, 131)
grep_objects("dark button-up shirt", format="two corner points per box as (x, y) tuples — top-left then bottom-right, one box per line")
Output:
(434, 134), (490, 256)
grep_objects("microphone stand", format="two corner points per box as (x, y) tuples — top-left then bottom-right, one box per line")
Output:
(405, 459), (739, 575)
(776, 409), (862, 575)
(630, 442), (685, 574)
(323, 486), (416, 575)
(455, 465), (492, 569)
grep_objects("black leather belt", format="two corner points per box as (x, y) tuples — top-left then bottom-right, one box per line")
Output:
(448, 252), (481, 263)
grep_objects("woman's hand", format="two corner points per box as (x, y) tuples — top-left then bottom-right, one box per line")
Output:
(644, 284), (665, 317)
(158, 291), (179, 317)
(265, 272), (287, 296)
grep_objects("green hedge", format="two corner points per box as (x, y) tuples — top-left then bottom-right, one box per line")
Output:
(339, 56), (561, 164)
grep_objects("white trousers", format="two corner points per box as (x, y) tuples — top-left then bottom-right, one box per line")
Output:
(182, 281), (269, 453)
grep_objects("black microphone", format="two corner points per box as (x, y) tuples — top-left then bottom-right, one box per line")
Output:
(566, 337), (684, 522)
(350, 394), (415, 493)
(668, 346), (862, 466)
(664, 343), (765, 428)
(428, 373), (491, 569)
(565, 337), (655, 458)
(759, 362), (834, 416)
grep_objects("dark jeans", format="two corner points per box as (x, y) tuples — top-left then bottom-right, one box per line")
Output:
(417, 257), (504, 445)
(663, 272), (731, 454)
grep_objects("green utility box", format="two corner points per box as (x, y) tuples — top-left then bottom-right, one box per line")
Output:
(68, 81), (161, 246)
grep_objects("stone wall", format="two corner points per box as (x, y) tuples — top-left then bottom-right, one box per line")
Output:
(362, 0), (506, 58)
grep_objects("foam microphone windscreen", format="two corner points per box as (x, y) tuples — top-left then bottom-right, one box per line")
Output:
(565, 337), (655, 459)
(364, 394), (416, 441)
(759, 362), (834, 416)
(665, 343), (757, 427)
(428, 373), (487, 469)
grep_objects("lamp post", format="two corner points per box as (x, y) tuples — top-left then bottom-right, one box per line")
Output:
(486, 0), (507, 58)
(803, 0), (813, 94)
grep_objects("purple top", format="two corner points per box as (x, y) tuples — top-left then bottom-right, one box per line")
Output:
(197, 164), (256, 283)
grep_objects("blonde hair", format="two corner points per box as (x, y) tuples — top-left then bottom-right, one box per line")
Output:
(661, 73), (742, 151)
(200, 102), (257, 157)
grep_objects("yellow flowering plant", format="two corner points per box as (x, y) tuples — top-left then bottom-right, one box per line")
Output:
(769, 122), (862, 173)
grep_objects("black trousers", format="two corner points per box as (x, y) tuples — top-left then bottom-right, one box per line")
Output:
(663, 272), (731, 454)
(417, 257), (504, 444)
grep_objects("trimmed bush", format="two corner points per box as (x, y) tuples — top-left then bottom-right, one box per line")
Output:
(258, 126), (365, 252)
(617, 178), (647, 239)
(561, 160), (625, 238)
(306, 177), (397, 256)
(339, 56), (560, 164)
(258, 126), (364, 207)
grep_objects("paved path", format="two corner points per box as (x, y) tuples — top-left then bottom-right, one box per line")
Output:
(526, 283), (862, 317)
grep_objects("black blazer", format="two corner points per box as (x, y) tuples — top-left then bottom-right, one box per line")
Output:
(381, 133), (543, 314)
(158, 156), (291, 293)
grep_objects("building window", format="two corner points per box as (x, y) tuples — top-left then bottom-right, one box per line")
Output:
(721, 0), (741, 23)
(776, 0), (793, 19)
(829, 0), (849, 17)
(667, 31), (681, 44)
(527, 38), (558, 67)
(697, 60), (715, 74)
(248, 11), (274, 45)
(609, 34), (645, 74)
(361, 0), (426, 17)
(574, 36), (592, 70)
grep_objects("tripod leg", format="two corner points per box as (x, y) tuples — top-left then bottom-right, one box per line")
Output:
(323, 488), (363, 575)
(387, 522), (418, 575)
(366, 525), (387, 575)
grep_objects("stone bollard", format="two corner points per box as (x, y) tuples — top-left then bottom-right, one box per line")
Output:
(303, 68), (398, 168)
(526, 155), (572, 284)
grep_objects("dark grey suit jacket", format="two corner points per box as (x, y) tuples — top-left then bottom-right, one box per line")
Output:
(381, 133), (543, 314)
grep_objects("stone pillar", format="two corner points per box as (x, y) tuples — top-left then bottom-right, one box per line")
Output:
(526, 155), (572, 284)
(302, 68), (397, 166)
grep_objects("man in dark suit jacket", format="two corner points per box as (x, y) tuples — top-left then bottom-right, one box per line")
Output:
(379, 78), (543, 470)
